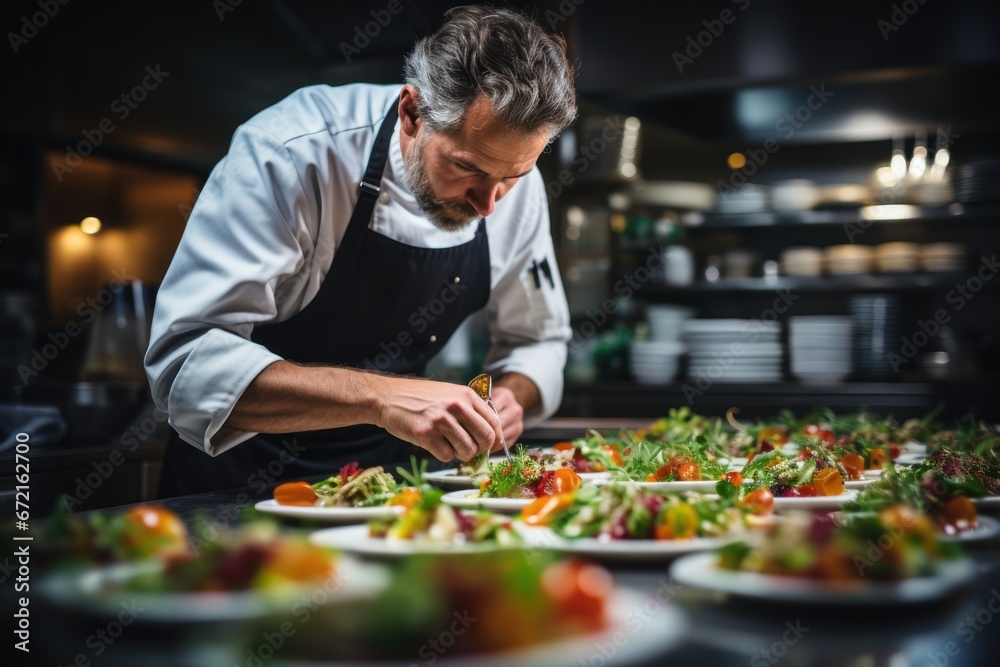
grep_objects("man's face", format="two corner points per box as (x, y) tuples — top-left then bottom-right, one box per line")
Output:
(403, 97), (550, 231)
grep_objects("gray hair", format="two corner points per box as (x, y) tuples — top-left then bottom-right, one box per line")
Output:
(403, 5), (577, 141)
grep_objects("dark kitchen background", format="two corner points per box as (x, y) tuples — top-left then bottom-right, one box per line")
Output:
(2, 0), (1000, 515)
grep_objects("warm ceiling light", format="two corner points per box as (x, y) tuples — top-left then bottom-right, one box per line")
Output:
(80, 217), (102, 234)
(727, 153), (746, 169)
(860, 204), (919, 220)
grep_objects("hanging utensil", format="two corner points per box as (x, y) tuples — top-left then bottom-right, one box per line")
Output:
(468, 373), (512, 461)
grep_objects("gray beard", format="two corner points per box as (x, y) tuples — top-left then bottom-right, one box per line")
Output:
(402, 135), (481, 232)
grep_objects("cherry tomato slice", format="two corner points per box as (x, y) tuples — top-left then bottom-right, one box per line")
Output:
(676, 461), (701, 481)
(740, 488), (775, 516)
(721, 471), (742, 487)
(552, 441), (576, 452)
(274, 481), (317, 506)
(521, 492), (576, 526)
(120, 505), (190, 558)
(802, 424), (834, 444)
(839, 453), (865, 479)
(812, 468), (845, 496)
(602, 445), (624, 467)
(868, 448), (886, 470)
(940, 496), (977, 533)
(552, 469), (582, 494)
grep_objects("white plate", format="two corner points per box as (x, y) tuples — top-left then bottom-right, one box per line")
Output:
(308, 524), (526, 557)
(845, 478), (878, 489)
(600, 478), (722, 493)
(272, 588), (687, 667)
(425, 469), (610, 490)
(518, 525), (745, 559)
(254, 499), (405, 523)
(901, 442), (928, 456)
(441, 489), (534, 513)
(865, 468), (884, 479)
(894, 453), (927, 466)
(670, 551), (975, 605)
(39, 556), (388, 623)
(972, 495), (1000, 507)
(772, 490), (858, 510)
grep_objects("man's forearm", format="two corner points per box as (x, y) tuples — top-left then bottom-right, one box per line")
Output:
(224, 361), (384, 433)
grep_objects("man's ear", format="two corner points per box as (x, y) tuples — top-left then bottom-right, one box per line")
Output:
(398, 84), (422, 138)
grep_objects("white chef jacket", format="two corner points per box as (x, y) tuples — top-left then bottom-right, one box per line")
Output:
(145, 83), (572, 456)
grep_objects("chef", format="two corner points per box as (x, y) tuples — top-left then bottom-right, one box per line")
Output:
(146, 6), (577, 496)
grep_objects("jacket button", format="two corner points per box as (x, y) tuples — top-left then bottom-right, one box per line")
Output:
(430, 335), (437, 343)
(378, 192), (389, 204)
(453, 276), (461, 283)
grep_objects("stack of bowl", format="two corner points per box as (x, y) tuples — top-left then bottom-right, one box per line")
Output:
(920, 243), (966, 272)
(683, 319), (782, 383)
(780, 247), (824, 276)
(875, 242), (920, 273)
(646, 305), (694, 341)
(850, 294), (901, 379)
(825, 245), (874, 275)
(788, 316), (853, 383)
(630, 305), (690, 384)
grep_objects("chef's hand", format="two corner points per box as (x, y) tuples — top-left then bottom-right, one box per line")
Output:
(375, 377), (501, 462)
(489, 386), (524, 451)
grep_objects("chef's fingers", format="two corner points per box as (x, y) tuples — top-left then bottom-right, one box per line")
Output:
(461, 389), (501, 455)
(436, 411), (480, 461)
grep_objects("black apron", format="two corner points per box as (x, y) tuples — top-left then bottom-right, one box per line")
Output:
(158, 97), (491, 497)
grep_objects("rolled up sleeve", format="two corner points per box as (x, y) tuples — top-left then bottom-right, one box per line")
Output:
(483, 172), (571, 426)
(145, 125), (314, 456)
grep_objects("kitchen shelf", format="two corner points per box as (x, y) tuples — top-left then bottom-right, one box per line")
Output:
(557, 379), (999, 422)
(643, 272), (981, 294)
(679, 202), (1000, 230)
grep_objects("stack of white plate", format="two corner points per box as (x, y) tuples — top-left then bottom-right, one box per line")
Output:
(788, 316), (853, 384)
(646, 305), (694, 341)
(630, 340), (685, 385)
(683, 319), (782, 383)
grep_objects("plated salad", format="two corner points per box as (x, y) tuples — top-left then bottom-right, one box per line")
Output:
(272, 459), (428, 508)
(717, 505), (962, 580)
(368, 486), (521, 547)
(522, 483), (755, 542)
(475, 446), (583, 499)
(843, 457), (985, 536)
(734, 448), (851, 501)
(121, 518), (335, 593)
(610, 436), (729, 483)
(551, 430), (625, 472)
